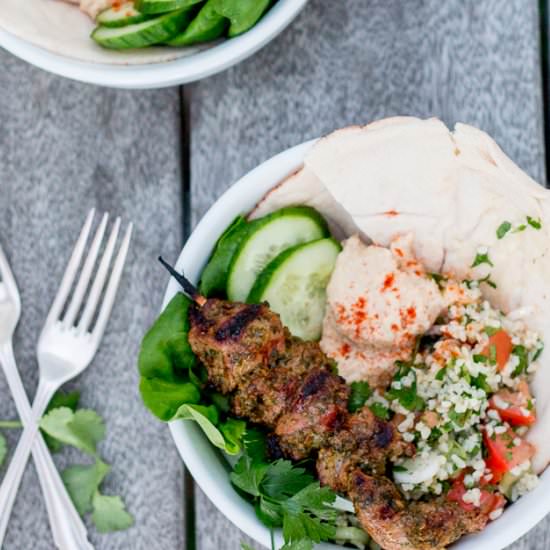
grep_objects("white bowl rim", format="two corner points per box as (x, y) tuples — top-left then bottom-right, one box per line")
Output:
(163, 139), (550, 549)
(0, 0), (307, 89)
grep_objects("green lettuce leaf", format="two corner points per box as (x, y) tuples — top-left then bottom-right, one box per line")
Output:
(138, 292), (196, 381)
(139, 377), (200, 421)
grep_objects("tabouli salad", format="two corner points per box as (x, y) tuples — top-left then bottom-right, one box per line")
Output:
(371, 278), (542, 510)
(61, 0), (274, 50)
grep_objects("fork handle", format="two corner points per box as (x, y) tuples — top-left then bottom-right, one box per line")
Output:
(0, 350), (93, 549)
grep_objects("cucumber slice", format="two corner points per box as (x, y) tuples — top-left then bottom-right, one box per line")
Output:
(135, 0), (202, 15)
(199, 215), (248, 297)
(96, 2), (149, 27)
(226, 206), (329, 302)
(215, 0), (270, 37)
(248, 238), (341, 341)
(166, 0), (226, 46)
(92, 8), (190, 49)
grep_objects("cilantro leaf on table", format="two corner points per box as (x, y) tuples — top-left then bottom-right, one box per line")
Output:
(0, 433), (6, 468)
(91, 492), (134, 533)
(62, 459), (111, 515)
(40, 407), (105, 456)
(43, 390), (81, 452)
(38, 399), (134, 534)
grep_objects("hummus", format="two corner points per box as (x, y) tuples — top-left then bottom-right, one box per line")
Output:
(321, 234), (444, 387)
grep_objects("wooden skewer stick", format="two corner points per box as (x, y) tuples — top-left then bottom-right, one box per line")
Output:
(158, 256), (207, 306)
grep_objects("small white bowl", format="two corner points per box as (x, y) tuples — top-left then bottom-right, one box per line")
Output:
(163, 140), (550, 549)
(0, 0), (307, 89)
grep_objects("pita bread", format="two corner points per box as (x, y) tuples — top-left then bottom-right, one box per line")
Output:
(0, 0), (207, 65)
(253, 117), (550, 473)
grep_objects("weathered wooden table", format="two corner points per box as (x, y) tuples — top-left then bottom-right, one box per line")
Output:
(0, 0), (549, 548)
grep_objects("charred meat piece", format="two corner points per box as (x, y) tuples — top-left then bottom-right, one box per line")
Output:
(317, 408), (415, 492)
(232, 337), (331, 427)
(275, 367), (350, 460)
(350, 471), (487, 550)
(188, 299), (286, 393)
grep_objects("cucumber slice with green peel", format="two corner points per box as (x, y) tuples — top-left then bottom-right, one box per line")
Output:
(96, 2), (149, 27)
(248, 238), (341, 341)
(92, 8), (190, 49)
(215, 0), (271, 37)
(135, 0), (201, 15)
(166, 0), (226, 46)
(226, 206), (330, 302)
(199, 215), (248, 297)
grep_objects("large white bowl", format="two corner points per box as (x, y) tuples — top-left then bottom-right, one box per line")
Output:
(0, 0), (307, 89)
(164, 140), (550, 549)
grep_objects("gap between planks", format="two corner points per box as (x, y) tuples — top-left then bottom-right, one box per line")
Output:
(179, 84), (196, 550)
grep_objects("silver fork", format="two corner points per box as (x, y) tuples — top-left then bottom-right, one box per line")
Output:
(0, 210), (132, 548)
(0, 243), (92, 548)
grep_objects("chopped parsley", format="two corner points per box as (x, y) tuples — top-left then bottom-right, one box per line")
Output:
(496, 221), (512, 239)
(370, 403), (390, 420)
(472, 373), (492, 393)
(348, 381), (372, 413)
(514, 224), (527, 233)
(387, 364), (425, 412)
(488, 344), (497, 364)
(435, 366), (447, 381)
(471, 251), (494, 268)
(478, 274), (497, 289)
(428, 272), (447, 289)
(527, 216), (542, 229)
(533, 344), (544, 361)
(393, 465), (408, 473)
(512, 345), (529, 377)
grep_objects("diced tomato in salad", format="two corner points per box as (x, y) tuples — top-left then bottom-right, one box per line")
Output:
(483, 427), (535, 483)
(482, 330), (512, 371)
(447, 475), (505, 516)
(489, 381), (536, 427)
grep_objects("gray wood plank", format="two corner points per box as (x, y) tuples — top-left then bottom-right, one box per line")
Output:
(189, 0), (546, 549)
(0, 52), (186, 550)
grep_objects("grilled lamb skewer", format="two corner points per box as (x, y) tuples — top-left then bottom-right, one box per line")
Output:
(160, 259), (490, 549)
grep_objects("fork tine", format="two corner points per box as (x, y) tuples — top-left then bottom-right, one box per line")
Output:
(91, 222), (132, 341)
(45, 209), (95, 327)
(77, 217), (120, 334)
(0, 243), (19, 306)
(62, 212), (109, 328)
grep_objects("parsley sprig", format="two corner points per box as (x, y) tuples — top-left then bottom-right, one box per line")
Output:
(231, 430), (338, 550)
(0, 390), (133, 533)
